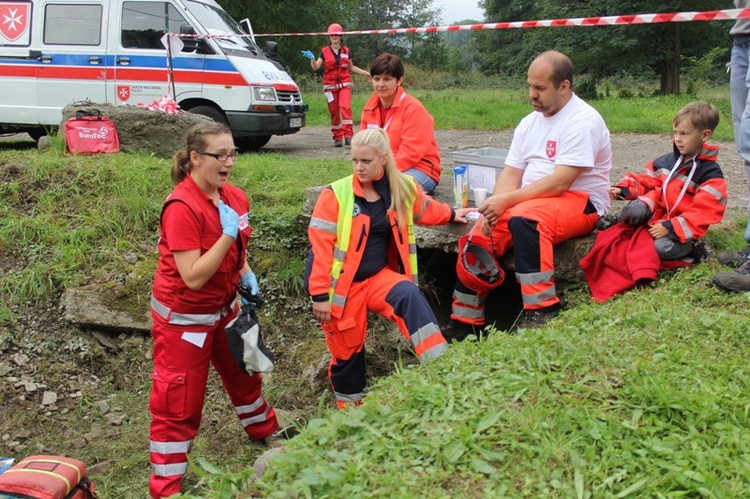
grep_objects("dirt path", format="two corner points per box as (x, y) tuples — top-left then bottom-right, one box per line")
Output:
(265, 126), (748, 212)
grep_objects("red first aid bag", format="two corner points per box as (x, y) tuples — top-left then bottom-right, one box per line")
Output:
(64, 109), (120, 155)
(0, 455), (96, 498)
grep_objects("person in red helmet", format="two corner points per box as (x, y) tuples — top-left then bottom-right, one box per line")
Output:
(301, 23), (370, 147)
(147, 123), (279, 498)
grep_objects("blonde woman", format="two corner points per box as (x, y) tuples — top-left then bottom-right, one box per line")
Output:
(306, 128), (473, 409)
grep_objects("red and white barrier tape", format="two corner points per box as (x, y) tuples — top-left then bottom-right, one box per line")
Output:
(251, 8), (750, 38)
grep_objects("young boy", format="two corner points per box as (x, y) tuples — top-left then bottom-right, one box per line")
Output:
(581, 102), (727, 302)
(609, 101), (727, 261)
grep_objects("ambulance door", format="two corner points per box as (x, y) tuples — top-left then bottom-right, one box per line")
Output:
(36, 0), (110, 125)
(113, 1), (202, 107)
(0, 0), (36, 125)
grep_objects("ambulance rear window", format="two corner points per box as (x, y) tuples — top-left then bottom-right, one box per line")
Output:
(44, 4), (103, 46)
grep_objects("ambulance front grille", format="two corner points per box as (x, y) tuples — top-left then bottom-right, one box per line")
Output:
(277, 90), (302, 103)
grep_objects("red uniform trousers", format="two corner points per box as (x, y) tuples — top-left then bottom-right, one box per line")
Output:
(327, 86), (353, 141)
(323, 268), (448, 409)
(148, 303), (278, 499)
(452, 191), (598, 324)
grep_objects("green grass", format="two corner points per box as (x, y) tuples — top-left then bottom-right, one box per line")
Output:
(303, 85), (734, 141)
(1, 87), (747, 498)
(254, 263), (750, 497)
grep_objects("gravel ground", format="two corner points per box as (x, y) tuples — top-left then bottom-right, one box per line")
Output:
(265, 126), (748, 213)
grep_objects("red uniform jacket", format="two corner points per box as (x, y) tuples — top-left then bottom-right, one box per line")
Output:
(321, 45), (352, 90)
(152, 173), (251, 314)
(306, 173), (454, 311)
(615, 143), (727, 243)
(360, 86), (441, 183)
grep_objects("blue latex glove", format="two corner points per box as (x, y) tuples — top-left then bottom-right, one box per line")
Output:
(301, 50), (315, 60)
(242, 272), (259, 296)
(218, 200), (239, 238)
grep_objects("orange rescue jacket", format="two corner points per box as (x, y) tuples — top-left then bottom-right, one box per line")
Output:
(615, 143), (727, 243)
(307, 173), (454, 318)
(360, 86), (441, 183)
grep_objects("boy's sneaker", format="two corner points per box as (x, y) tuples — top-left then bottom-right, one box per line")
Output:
(689, 241), (712, 263)
(716, 245), (750, 267)
(595, 213), (620, 231)
(518, 304), (560, 329)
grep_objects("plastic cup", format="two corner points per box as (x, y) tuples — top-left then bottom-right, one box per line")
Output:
(472, 187), (487, 206)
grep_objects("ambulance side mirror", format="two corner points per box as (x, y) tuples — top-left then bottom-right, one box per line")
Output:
(264, 41), (278, 61)
(179, 25), (210, 54)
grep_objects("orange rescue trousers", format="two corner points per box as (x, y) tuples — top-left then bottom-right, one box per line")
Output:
(322, 268), (447, 409)
(452, 191), (598, 325)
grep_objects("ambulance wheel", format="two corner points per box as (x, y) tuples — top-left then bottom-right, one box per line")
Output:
(236, 135), (271, 151)
(27, 128), (47, 141)
(188, 105), (228, 125)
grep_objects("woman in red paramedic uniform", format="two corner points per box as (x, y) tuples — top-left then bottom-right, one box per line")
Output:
(147, 123), (278, 499)
(303, 23), (370, 147)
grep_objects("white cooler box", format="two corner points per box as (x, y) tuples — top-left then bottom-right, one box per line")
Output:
(451, 148), (508, 204)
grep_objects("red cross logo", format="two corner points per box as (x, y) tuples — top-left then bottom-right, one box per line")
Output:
(117, 85), (130, 102)
(0, 3), (30, 42)
(545, 140), (556, 159)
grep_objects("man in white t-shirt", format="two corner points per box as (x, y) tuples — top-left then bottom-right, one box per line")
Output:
(445, 50), (611, 338)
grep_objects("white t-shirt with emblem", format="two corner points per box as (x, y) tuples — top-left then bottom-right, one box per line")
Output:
(505, 93), (612, 215)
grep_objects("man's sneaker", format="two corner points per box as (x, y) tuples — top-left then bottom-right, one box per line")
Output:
(518, 304), (560, 329)
(689, 241), (712, 263)
(595, 213), (621, 231)
(441, 319), (480, 343)
(716, 244), (750, 267)
(334, 140), (343, 147)
(344, 137), (352, 146)
(713, 268), (750, 292)
(736, 258), (750, 276)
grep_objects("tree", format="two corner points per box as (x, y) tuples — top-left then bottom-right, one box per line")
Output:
(472, 0), (729, 94)
(217, 0), (354, 75)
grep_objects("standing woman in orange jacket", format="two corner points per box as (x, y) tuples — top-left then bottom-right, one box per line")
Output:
(305, 128), (473, 409)
(360, 53), (442, 194)
(301, 23), (370, 147)
(147, 123), (279, 499)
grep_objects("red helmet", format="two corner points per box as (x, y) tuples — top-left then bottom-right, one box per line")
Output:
(455, 231), (504, 293)
(327, 23), (343, 35)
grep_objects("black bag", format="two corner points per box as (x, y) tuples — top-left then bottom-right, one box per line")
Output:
(225, 288), (275, 374)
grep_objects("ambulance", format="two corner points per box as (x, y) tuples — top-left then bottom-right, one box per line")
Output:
(0, 0), (307, 150)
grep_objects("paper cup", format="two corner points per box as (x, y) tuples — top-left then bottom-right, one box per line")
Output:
(472, 187), (487, 206)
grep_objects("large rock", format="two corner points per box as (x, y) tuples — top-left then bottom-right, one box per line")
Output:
(61, 284), (151, 334)
(61, 103), (212, 157)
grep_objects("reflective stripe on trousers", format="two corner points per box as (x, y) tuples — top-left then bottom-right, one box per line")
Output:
(150, 294), (232, 326)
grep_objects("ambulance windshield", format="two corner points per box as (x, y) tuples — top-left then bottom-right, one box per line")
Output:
(184, 0), (262, 55)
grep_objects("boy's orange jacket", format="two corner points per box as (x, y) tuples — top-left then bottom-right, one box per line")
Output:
(615, 143), (727, 243)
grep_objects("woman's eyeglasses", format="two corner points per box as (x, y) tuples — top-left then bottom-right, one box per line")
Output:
(199, 150), (239, 162)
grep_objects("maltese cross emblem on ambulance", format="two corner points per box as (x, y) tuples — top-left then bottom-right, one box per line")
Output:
(117, 86), (131, 102)
(0, 3), (30, 43)
(545, 140), (557, 159)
